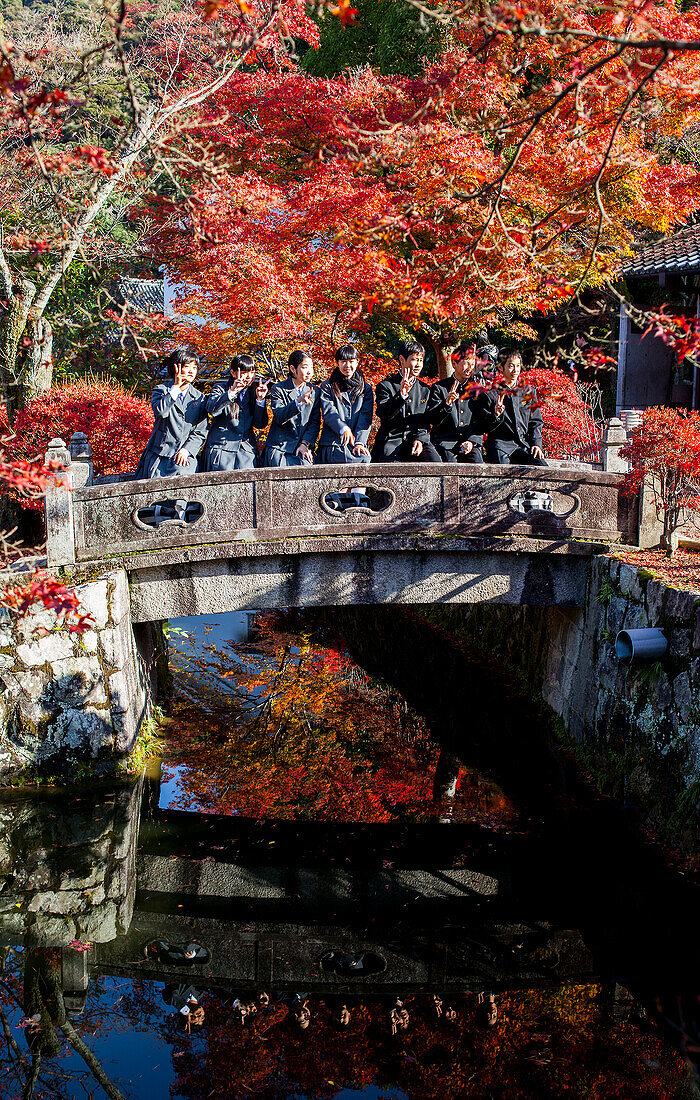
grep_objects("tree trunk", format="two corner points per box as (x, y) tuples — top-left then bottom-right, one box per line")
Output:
(19, 317), (53, 408)
(422, 331), (454, 379)
(0, 278), (37, 418)
(60, 1019), (126, 1100)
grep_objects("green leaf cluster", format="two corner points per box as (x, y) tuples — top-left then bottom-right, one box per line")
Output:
(302, 0), (445, 78)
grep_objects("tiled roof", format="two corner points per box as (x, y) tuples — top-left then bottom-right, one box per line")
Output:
(622, 224), (700, 278)
(116, 278), (165, 313)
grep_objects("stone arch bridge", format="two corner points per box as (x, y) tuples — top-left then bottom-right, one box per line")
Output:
(0, 427), (653, 768)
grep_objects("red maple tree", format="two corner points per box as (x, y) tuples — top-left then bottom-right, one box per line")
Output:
(521, 369), (601, 461)
(146, 0), (700, 371)
(621, 407), (700, 556)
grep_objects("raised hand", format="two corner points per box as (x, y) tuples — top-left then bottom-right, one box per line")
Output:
(172, 364), (190, 391)
(256, 378), (269, 401)
(298, 385), (314, 406)
(229, 377), (247, 397)
(445, 378), (460, 406)
(494, 391), (506, 417)
(399, 368), (414, 398)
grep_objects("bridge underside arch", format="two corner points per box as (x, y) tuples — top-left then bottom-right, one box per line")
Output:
(123, 535), (599, 622)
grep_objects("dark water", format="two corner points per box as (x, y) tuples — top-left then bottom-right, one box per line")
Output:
(0, 609), (698, 1098)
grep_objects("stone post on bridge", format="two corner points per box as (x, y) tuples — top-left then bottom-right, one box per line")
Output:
(68, 430), (94, 488)
(600, 418), (628, 474)
(44, 437), (75, 568)
(44, 433), (94, 567)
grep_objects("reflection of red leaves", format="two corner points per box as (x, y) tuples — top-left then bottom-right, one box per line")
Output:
(67, 940), (93, 952)
(16, 1014), (41, 1029)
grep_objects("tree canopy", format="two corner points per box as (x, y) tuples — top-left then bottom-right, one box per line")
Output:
(148, 0), (700, 375)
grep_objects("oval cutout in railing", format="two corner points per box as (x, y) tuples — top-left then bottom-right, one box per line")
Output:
(319, 486), (395, 517)
(132, 500), (205, 531)
(320, 950), (387, 976)
(508, 489), (579, 519)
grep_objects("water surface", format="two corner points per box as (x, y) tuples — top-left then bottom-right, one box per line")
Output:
(0, 608), (696, 1098)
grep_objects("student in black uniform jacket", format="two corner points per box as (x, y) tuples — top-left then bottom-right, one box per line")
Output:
(478, 351), (547, 466)
(428, 340), (485, 463)
(371, 340), (441, 463)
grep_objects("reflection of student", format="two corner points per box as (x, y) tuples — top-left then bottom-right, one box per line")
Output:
(164, 985), (205, 1032)
(289, 993), (311, 1029)
(203, 354), (269, 470)
(476, 991), (498, 1028)
(388, 998), (410, 1035)
(134, 347), (208, 481)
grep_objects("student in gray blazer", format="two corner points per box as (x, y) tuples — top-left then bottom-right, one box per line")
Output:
(263, 349), (321, 467)
(317, 344), (373, 465)
(134, 347), (208, 480)
(203, 354), (269, 471)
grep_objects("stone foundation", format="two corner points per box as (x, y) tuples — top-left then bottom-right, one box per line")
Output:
(0, 568), (159, 774)
(412, 560), (700, 845)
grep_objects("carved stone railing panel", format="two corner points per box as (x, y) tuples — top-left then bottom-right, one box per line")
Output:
(69, 464), (638, 564)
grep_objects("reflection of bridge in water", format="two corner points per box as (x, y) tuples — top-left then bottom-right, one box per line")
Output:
(97, 800), (594, 996)
(0, 778), (596, 1002)
(1, 775), (699, 1011)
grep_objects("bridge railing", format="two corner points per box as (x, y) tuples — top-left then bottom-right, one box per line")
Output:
(44, 446), (640, 567)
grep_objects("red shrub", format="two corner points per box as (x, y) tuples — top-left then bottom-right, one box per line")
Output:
(521, 368), (601, 460)
(621, 406), (700, 555)
(9, 381), (154, 488)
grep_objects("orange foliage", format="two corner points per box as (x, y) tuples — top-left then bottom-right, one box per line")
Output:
(169, 988), (684, 1099)
(165, 626), (439, 822)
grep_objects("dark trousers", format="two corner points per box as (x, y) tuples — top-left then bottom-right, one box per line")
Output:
(396, 439), (442, 463)
(487, 442), (547, 466)
(433, 442), (484, 464)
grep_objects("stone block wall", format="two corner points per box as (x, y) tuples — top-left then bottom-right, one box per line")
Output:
(0, 568), (158, 774)
(541, 558), (700, 830)
(419, 560), (700, 845)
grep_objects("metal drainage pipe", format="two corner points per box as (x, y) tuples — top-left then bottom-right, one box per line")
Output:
(615, 628), (667, 661)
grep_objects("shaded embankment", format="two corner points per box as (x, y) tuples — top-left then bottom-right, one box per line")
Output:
(328, 606), (700, 987)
